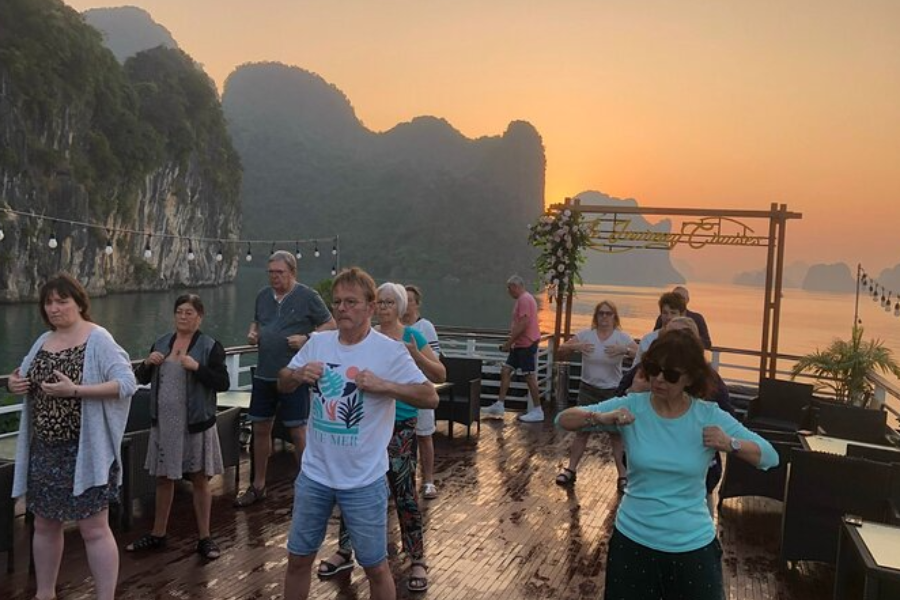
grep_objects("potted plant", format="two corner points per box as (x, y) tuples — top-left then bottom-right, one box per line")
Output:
(791, 326), (900, 407)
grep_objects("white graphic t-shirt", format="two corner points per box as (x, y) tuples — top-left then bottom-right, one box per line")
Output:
(287, 329), (427, 489)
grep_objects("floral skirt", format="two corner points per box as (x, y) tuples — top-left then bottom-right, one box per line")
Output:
(27, 437), (119, 522)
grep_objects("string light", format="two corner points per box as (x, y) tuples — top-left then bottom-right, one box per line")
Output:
(295, 241), (302, 260)
(331, 266), (337, 276)
(245, 243), (252, 262)
(0, 207), (339, 264)
(314, 242), (320, 258)
(858, 266), (900, 320)
(270, 242), (276, 257)
(187, 241), (195, 261)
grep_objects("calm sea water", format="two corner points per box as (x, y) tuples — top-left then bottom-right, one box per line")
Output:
(2, 272), (896, 379)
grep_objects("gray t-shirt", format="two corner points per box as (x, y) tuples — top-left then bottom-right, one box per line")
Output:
(254, 283), (332, 379)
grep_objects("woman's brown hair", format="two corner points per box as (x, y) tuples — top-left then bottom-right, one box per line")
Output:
(38, 272), (93, 329)
(641, 328), (714, 398)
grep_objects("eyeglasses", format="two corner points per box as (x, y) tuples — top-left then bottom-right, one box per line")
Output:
(332, 298), (363, 309)
(596, 310), (614, 317)
(267, 269), (288, 275)
(642, 361), (685, 384)
(376, 299), (396, 308)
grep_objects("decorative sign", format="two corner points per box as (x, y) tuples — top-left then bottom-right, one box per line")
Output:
(587, 216), (769, 253)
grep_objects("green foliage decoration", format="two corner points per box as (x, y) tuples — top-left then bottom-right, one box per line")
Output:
(791, 326), (900, 407)
(528, 204), (595, 301)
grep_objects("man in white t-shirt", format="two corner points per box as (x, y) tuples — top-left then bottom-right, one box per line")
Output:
(279, 267), (438, 600)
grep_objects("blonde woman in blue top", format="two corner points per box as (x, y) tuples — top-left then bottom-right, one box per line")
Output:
(557, 329), (778, 600)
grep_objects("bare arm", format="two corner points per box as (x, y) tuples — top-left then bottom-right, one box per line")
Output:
(407, 342), (446, 383)
(355, 370), (438, 409)
(278, 361), (324, 394)
(247, 322), (259, 346)
(557, 406), (635, 431)
(42, 370), (123, 400)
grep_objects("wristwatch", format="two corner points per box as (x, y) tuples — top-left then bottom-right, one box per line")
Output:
(729, 437), (742, 453)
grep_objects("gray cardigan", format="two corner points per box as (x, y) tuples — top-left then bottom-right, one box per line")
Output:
(12, 326), (137, 498)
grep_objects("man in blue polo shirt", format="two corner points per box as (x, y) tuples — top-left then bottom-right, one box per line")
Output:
(235, 251), (336, 507)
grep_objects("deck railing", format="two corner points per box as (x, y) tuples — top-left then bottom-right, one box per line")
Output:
(3, 328), (899, 434)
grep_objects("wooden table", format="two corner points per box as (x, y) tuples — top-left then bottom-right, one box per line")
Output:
(217, 390), (253, 410)
(835, 518), (900, 599)
(799, 434), (900, 457)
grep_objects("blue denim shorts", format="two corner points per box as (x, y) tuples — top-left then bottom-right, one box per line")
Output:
(504, 342), (538, 374)
(287, 473), (389, 568)
(248, 377), (309, 427)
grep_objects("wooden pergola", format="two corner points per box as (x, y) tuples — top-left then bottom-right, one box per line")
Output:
(551, 198), (802, 382)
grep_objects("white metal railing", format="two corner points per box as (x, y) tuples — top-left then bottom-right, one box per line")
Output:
(3, 333), (896, 426)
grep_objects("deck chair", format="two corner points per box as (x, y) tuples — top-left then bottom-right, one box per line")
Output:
(718, 429), (800, 507)
(745, 378), (813, 432)
(781, 448), (893, 567)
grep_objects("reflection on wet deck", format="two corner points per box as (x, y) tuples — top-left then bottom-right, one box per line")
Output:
(1, 414), (832, 599)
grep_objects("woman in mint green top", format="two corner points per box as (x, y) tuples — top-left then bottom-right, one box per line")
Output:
(320, 282), (444, 592)
(557, 329), (778, 600)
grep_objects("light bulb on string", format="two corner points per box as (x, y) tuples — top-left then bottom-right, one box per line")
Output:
(104, 231), (114, 256)
(0, 226), (5, 241)
(314, 242), (320, 258)
(48, 233), (58, 249)
(295, 241), (302, 260)
(215, 246), (223, 262)
(245, 243), (252, 262)
(331, 266), (337, 276)
(187, 241), (195, 261)
(332, 239), (337, 256)
(270, 242), (276, 257)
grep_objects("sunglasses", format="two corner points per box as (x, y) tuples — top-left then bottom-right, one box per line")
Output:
(596, 310), (614, 317)
(642, 361), (685, 384)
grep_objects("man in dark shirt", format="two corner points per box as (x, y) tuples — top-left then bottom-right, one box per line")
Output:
(653, 285), (712, 349)
(235, 251), (336, 508)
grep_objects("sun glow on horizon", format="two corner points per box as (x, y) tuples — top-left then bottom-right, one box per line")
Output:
(64, 0), (900, 276)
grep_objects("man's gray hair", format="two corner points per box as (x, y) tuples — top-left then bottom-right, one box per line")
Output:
(507, 275), (525, 288)
(378, 282), (408, 316)
(269, 250), (297, 275)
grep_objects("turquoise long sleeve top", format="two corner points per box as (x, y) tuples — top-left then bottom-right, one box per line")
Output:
(559, 392), (778, 552)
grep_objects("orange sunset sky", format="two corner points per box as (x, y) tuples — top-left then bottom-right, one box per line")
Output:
(67, 0), (900, 279)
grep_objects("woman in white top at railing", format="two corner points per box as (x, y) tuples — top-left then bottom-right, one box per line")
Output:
(554, 300), (636, 489)
(402, 284), (442, 500)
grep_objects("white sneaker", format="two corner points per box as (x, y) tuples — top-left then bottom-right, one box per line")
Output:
(481, 401), (505, 417)
(517, 406), (545, 423)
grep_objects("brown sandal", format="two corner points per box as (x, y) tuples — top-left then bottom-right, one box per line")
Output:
(407, 562), (429, 592)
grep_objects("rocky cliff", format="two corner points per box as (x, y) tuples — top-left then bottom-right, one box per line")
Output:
(83, 6), (178, 63)
(0, 0), (241, 302)
(223, 62), (543, 283)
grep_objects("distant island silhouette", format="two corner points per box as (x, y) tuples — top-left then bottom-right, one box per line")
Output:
(222, 62), (545, 283)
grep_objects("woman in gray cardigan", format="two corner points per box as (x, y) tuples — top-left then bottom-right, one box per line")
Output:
(7, 273), (136, 600)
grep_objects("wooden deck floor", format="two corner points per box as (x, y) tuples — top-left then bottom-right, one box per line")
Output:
(1, 413), (834, 599)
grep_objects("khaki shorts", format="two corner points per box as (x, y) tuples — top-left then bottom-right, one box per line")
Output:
(577, 382), (618, 406)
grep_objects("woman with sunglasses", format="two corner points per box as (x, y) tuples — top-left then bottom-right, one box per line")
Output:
(556, 329), (777, 600)
(555, 300), (635, 488)
(317, 282), (444, 592)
